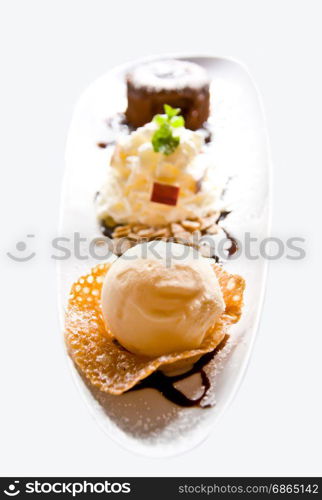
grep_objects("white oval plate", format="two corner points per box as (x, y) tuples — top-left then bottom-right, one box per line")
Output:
(59, 54), (271, 457)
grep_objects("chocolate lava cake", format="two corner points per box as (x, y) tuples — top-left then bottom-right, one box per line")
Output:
(125, 59), (210, 130)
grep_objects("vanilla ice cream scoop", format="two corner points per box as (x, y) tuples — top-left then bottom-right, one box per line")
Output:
(101, 241), (225, 357)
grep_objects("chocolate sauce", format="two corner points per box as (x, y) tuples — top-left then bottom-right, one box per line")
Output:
(201, 122), (212, 144)
(216, 211), (239, 258)
(211, 254), (220, 263)
(129, 335), (228, 408)
(222, 228), (238, 257)
(100, 222), (117, 239)
(217, 210), (231, 223)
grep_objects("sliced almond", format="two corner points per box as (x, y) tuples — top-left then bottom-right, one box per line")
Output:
(117, 224), (131, 231)
(112, 238), (122, 255)
(200, 219), (212, 231)
(152, 228), (171, 238)
(170, 223), (184, 235)
(192, 229), (201, 240)
(199, 213), (219, 231)
(181, 220), (201, 231)
(131, 224), (146, 233)
(127, 232), (141, 241)
(137, 228), (156, 238)
(174, 231), (195, 244)
(206, 224), (219, 235)
(113, 225), (131, 237)
(113, 238), (134, 255)
(199, 244), (212, 258)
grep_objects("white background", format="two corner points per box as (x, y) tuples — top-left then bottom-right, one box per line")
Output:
(0, 0), (321, 477)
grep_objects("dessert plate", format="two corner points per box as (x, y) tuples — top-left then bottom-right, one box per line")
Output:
(59, 54), (271, 457)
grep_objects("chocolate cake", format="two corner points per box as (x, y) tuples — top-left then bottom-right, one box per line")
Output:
(125, 59), (210, 130)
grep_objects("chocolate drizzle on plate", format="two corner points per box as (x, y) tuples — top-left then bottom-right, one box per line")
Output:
(129, 335), (228, 408)
(215, 210), (239, 259)
(100, 223), (116, 239)
(217, 210), (231, 223)
(200, 121), (212, 144)
(222, 228), (238, 257)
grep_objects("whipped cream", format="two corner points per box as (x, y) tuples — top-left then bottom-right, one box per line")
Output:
(96, 121), (224, 227)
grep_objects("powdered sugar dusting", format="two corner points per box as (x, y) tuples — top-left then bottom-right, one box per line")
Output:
(77, 337), (234, 446)
(128, 60), (210, 91)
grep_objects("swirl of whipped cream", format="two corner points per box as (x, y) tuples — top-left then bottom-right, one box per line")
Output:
(96, 120), (224, 227)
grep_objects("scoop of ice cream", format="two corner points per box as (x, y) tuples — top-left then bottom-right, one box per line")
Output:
(96, 120), (225, 226)
(101, 241), (225, 357)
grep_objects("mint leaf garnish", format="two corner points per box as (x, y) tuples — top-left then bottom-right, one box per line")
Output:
(164, 104), (180, 119)
(152, 122), (180, 155)
(153, 114), (166, 126)
(152, 105), (184, 155)
(170, 115), (185, 128)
